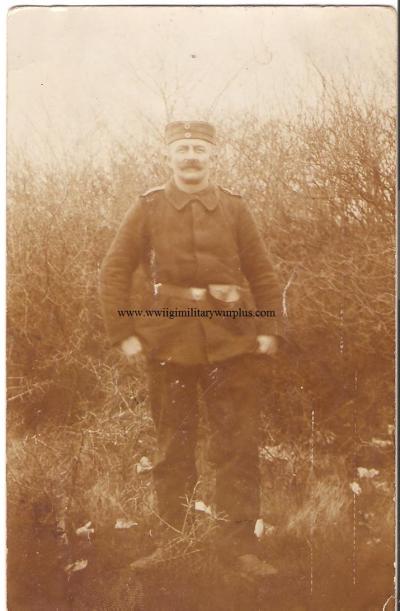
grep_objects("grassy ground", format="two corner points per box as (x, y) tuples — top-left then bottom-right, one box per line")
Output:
(7, 92), (395, 609)
(7, 364), (395, 611)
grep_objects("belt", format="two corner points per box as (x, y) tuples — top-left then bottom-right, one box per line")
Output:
(155, 283), (207, 301)
(154, 283), (244, 302)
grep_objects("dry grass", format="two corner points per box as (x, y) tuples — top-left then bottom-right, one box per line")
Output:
(7, 88), (395, 608)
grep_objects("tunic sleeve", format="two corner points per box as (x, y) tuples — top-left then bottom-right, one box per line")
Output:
(237, 199), (283, 336)
(99, 197), (146, 346)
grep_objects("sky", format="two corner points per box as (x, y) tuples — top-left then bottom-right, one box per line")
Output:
(7, 6), (396, 165)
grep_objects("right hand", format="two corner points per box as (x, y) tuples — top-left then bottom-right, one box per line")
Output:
(120, 335), (143, 358)
(256, 335), (279, 356)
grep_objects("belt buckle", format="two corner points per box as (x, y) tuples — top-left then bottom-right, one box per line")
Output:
(191, 287), (206, 301)
(208, 284), (240, 302)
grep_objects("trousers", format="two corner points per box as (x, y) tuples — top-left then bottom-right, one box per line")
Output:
(146, 353), (263, 556)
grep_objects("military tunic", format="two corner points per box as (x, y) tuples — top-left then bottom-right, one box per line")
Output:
(99, 178), (282, 365)
(99, 178), (282, 551)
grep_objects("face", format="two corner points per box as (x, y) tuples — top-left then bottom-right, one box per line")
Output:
(166, 138), (214, 184)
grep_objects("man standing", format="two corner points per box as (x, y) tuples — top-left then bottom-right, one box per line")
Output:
(99, 121), (282, 575)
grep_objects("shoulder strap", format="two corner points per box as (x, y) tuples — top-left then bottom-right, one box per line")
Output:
(140, 185), (165, 198)
(218, 185), (242, 198)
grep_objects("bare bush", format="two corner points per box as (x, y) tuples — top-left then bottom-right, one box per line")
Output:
(7, 88), (395, 607)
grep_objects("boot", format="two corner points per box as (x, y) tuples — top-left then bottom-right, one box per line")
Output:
(236, 553), (278, 581)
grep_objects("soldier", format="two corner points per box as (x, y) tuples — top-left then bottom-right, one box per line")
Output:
(99, 121), (283, 577)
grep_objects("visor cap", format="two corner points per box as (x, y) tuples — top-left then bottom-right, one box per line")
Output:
(165, 121), (216, 145)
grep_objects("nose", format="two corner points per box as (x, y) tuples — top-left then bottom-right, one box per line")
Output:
(183, 151), (202, 165)
(188, 145), (200, 157)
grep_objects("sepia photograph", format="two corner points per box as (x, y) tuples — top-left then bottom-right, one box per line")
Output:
(6, 5), (396, 610)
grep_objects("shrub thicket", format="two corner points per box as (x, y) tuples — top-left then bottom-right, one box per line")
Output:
(7, 89), (395, 608)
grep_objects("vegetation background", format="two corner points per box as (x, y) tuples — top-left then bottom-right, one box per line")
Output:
(7, 6), (396, 611)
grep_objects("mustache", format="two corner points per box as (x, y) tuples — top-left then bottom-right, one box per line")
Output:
(180, 161), (203, 169)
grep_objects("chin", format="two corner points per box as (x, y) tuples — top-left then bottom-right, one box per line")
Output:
(180, 173), (203, 185)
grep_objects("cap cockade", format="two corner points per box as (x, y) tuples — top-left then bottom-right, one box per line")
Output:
(165, 121), (216, 145)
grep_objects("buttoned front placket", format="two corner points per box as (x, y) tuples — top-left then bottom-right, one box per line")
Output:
(186, 197), (231, 363)
(186, 197), (211, 362)
(136, 179), (260, 363)
(190, 198), (206, 288)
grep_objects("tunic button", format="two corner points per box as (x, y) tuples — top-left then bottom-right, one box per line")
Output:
(185, 132), (191, 138)
(184, 123), (191, 129)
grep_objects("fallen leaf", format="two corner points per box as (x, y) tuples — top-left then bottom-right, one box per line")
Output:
(136, 456), (153, 474)
(115, 518), (139, 529)
(64, 559), (88, 575)
(254, 518), (264, 539)
(350, 482), (362, 495)
(194, 500), (213, 516)
(357, 467), (379, 479)
(76, 521), (94, 540)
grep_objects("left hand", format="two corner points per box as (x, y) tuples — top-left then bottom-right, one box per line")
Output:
(120, 335), (143, 358)
(256, 335), (279, 356)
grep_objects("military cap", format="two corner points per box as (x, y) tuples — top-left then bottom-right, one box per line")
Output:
(165, 121), (216, 145)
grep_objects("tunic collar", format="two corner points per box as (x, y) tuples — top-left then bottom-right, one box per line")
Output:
(164, 178), (219, 211)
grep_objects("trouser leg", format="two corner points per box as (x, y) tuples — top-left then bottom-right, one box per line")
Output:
(201, 354), (262, 556)
(147, 360), (199, 530)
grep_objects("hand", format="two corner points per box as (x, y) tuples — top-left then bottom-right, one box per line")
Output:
(256, 335), (279, 356)
(120, 335), (143, 357)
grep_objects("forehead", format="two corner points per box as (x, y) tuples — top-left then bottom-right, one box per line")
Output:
(169, 138), (212, 151)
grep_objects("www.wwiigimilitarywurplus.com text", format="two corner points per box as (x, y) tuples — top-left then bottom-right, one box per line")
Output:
(117, 308), (276, 321)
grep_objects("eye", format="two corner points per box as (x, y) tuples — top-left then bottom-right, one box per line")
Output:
(194, 147), (206, 153)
